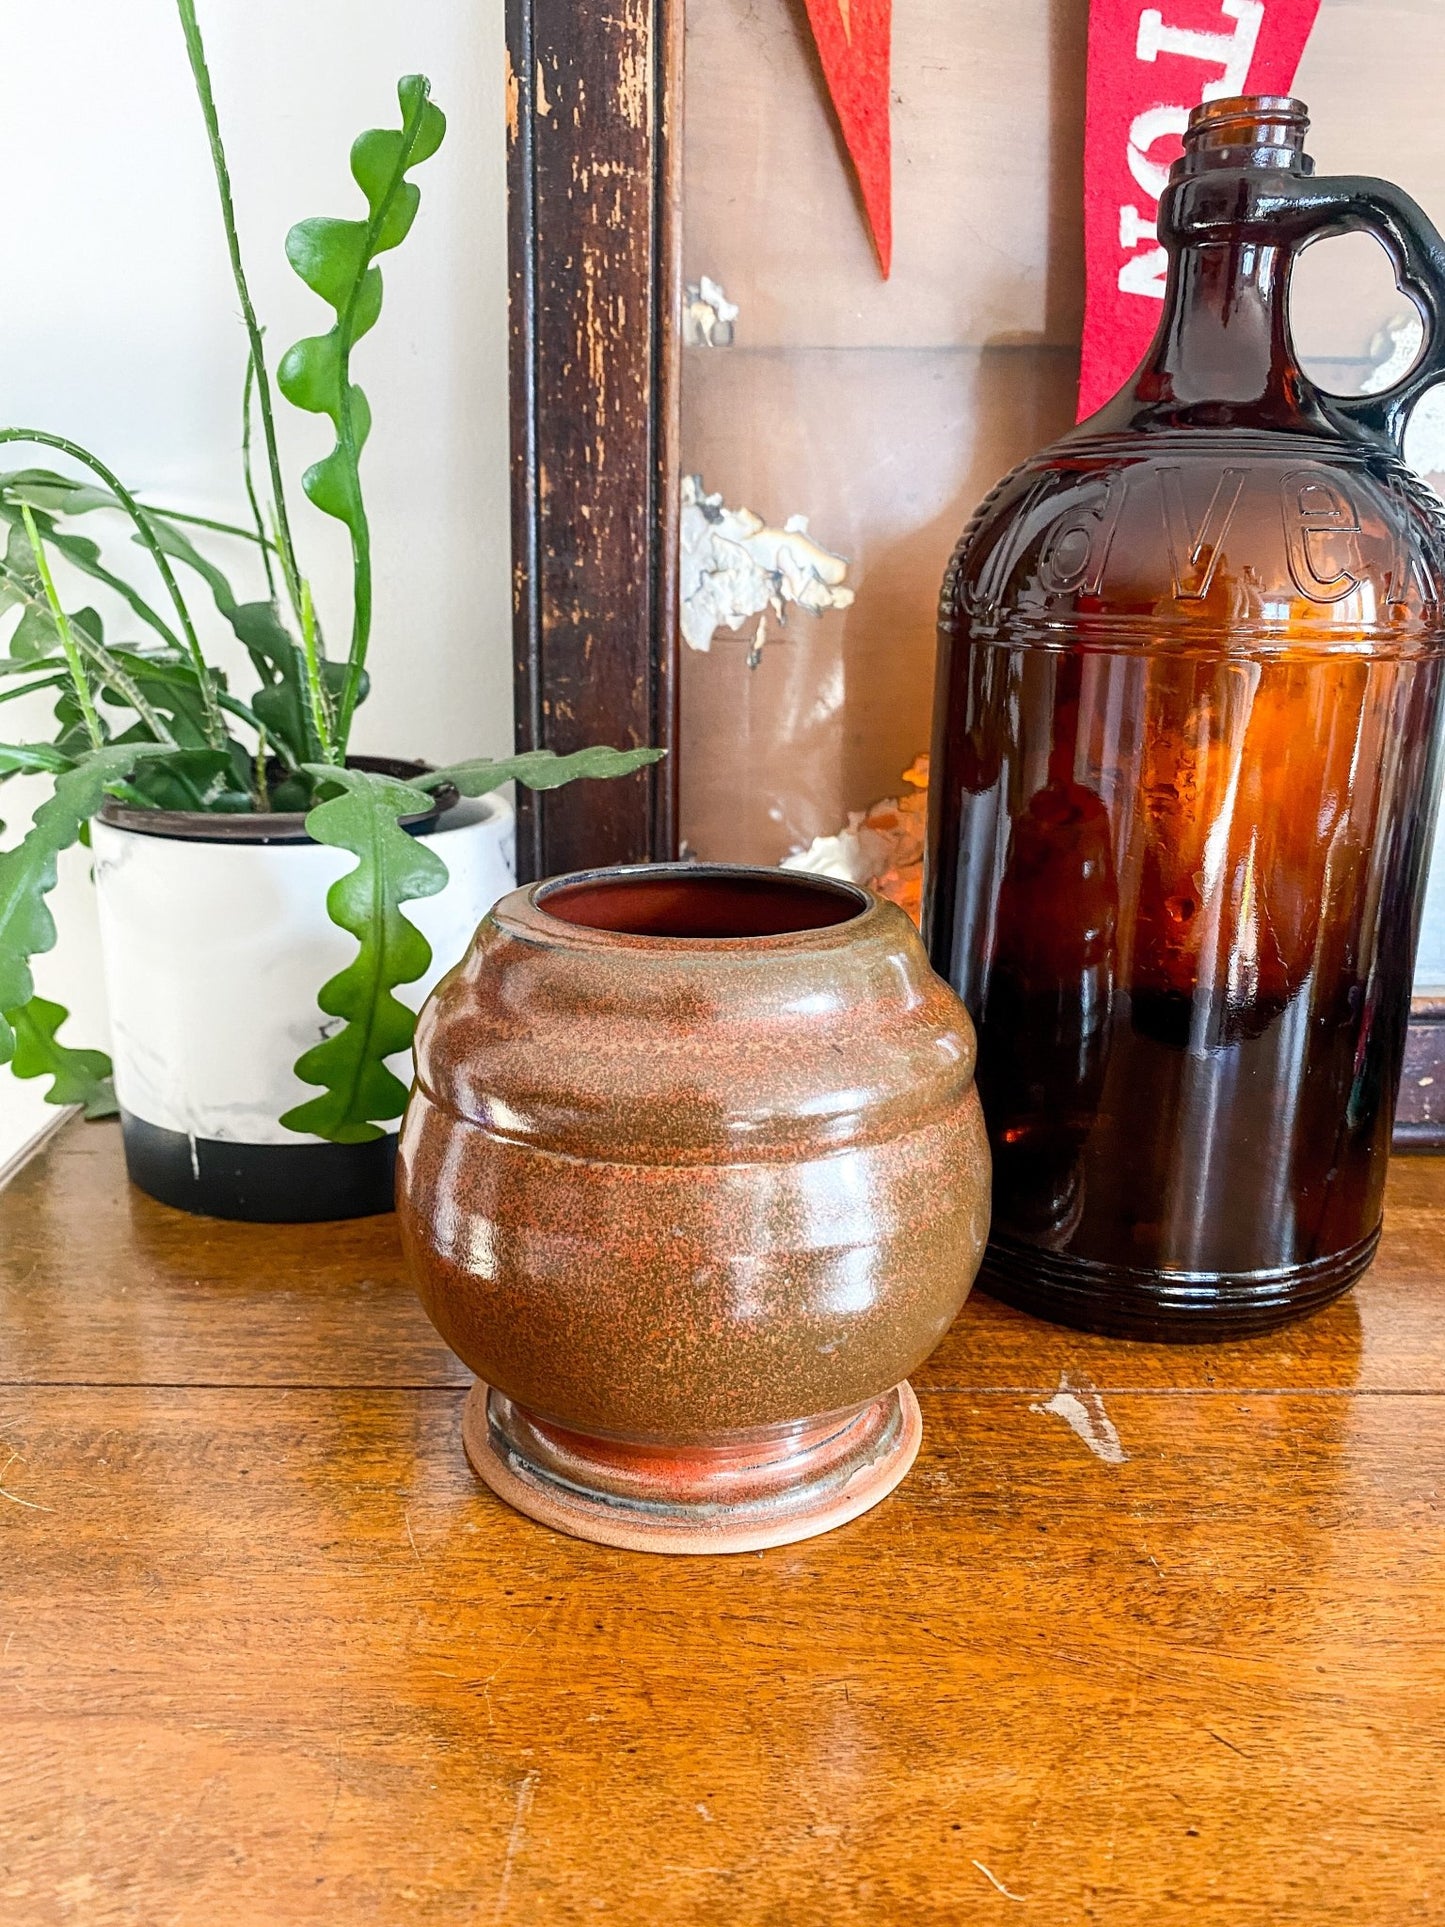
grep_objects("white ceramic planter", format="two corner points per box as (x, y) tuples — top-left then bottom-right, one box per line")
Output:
(91, 787), (515, 1221)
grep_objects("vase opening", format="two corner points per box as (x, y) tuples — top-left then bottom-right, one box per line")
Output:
(536, 867), (869, 940)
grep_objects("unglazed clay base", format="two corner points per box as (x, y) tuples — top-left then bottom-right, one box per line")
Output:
(462, 1380), (922, 1556)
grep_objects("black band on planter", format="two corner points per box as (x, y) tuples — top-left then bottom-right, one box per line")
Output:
(119, 1111), (398, 1222)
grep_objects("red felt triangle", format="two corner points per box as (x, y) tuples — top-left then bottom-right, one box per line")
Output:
(801, 0), (893, 278)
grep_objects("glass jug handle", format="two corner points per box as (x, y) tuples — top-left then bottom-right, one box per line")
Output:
(1288, 178), (1445, 452)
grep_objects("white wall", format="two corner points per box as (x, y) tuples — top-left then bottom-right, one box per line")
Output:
(0, 0), (512, 1169)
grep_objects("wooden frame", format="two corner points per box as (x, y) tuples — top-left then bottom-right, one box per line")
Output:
(506, 0), (683, 882)
(1397, 994), (1445, 1150)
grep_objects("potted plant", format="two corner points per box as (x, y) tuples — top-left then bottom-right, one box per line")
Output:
(0, 0), (660, 1221)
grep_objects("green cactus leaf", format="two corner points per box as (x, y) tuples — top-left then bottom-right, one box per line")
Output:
(280, 763), (448, 1144)
(421, 745), (668, 798)
(6, 995), (116, 1117)
(0, 745), (174, 1063)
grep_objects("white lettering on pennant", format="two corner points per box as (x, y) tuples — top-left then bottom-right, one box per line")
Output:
(1119, 247), (1170, 296)
(1127, 103), (1190, 202)
(1116, 2), (1268, 304)
(1119, 204), (1158, 249)
(1136, 0), (1264, 98)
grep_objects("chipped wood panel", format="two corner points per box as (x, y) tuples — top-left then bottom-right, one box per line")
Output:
(674, 0), (1087, 869)
(678, 343), (1079, 865)
(681, 0), (1089, 352)
(505, 0), (1445, 883)
(673, 0), (1445, 876)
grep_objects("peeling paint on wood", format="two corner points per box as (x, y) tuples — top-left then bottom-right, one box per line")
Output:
(505, 50), (520, 143)
(508, 0), (681, 878)
(682, 276), (738, 347)
(616, 6), (651, 131)
(679, 476), (855, 653)
(783, 758), (929, 924)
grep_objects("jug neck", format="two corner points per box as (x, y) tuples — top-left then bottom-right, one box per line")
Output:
(1098, 97), (1329, 434)
(1134, 239), (1305, 419)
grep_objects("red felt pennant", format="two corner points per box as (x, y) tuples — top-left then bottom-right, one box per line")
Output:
(1078, 0), (1321, 419)
(801, 0), (893, 278)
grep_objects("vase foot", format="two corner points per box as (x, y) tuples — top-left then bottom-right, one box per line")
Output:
(461, 1380), (923, 1555)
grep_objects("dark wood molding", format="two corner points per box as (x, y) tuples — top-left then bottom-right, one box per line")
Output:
(506, 0), (683, 882)
(1395, 994), (1445, 1151)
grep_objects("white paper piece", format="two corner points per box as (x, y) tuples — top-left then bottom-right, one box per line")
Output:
(682, 275), (739, 348)
(679, 475), (855, 655)
(782, 819), (893, 886)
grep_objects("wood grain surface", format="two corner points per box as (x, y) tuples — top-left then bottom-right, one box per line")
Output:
(4, 1121), (1445, 1923)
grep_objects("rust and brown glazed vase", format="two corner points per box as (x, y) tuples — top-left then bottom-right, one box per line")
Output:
(397, 864), (990, 1554)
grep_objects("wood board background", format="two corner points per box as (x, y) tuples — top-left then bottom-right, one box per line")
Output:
(676, 0), (1445, 868)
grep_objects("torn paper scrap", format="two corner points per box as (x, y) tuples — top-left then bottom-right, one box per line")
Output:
(682, 276), (739, 348)
(679, 475), (855, 654)
(782, 758), (928, 925)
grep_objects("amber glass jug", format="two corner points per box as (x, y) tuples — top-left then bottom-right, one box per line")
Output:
(925, 97), (1445, 1339)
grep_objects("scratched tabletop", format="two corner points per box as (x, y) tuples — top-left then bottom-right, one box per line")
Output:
(3, 1119), (1445, 1924)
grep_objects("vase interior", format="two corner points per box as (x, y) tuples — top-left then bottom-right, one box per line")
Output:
(536, 867), (867, 939)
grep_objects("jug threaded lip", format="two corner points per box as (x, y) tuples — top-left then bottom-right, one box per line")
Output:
(1176, 95), (1312, 179)
(1188, 94), (1309, 131)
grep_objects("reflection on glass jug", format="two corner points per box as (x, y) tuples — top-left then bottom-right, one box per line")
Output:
(975, 666), (1118, 1249)
(926, 97), (1445, 1338)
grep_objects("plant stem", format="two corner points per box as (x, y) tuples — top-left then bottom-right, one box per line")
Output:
(331, 83), (432, 752)
(174, 0), (303, 618)
(70, 632), (178, 746)
(0, 430), (224, 747)
(240, 354), (278, 598)
(0, 556), (181, 746)
(19, 506), (104, 751)
(299, 579), (337, 765)
(52, 549), (182, 654)
(335, 500), (370, 754)
(139, 502), (278, 551)
(0, 502), (186, 652)
(205, 689), (293, 768)
(253, 723), (271, 809)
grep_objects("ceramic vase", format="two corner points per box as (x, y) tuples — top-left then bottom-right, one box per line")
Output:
(92, 765), (515, 1222)
(398, 863), (990, 1554)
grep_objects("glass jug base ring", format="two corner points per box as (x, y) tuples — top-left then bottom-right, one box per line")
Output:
(979, 1223), (1381, 1342)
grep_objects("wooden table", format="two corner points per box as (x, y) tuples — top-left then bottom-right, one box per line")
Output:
(4, 1120), (1444, 1924)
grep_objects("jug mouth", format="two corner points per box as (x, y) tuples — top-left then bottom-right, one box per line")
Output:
(1173, 95), (1313, 180)
(532, 863), (871, 941)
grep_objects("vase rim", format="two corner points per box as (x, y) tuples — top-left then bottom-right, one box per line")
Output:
(524, 861), (877, 948)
